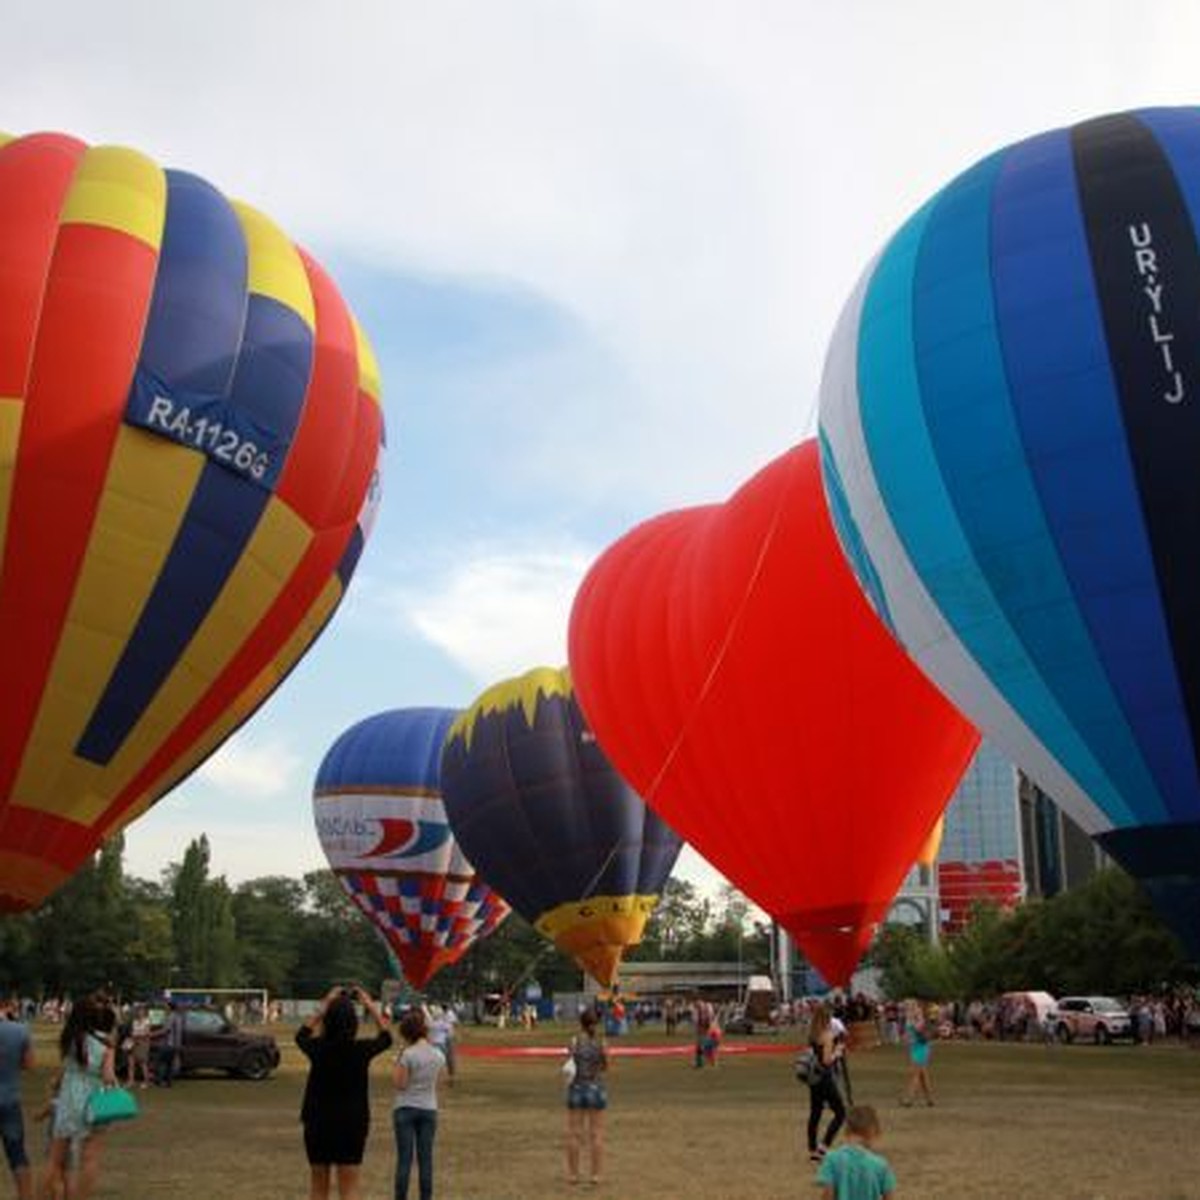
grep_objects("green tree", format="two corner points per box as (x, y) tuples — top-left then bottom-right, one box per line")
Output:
(31, 837), (133, 995)
(633, 878), (710, 960)
(169, 835), (214, 983)
(232, 876), (305, 995)
(0, 911), (38, 993)
(121, 895), (175, 995)
(874, 925), (958, 999)
(291, 871), (390, 995)
(167, 836), (241, 987)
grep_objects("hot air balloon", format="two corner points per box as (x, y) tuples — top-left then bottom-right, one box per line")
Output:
(818, 106), (1200, 958)
(915, 818), (944, 871)
(0, 133), (384, 910)
(568, 441), (978, 985)
(314, 708), (509, 989)
(439, 666), (682, 987)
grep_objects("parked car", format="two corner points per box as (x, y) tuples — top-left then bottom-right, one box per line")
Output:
(1048, 996), (1133, 1044)
(119, 1005), (281, 1080)
(723, 1005), (756, 1035)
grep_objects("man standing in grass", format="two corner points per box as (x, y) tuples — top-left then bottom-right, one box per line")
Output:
(815, 1105), (896, 1200)
(0, 996), (33, 1200)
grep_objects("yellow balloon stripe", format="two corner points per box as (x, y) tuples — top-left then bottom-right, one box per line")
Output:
(0, 398), (22, 587)
(13, 428), (203, 820)
(534, 891), (661, 939)
(59, 146), (166, 250)
(103, 571), (342, 835)
(19, 490), (313, 825)
(351, 316), (382, 405)
(449, 664), (573, 749)
(232, 201), (315, 331)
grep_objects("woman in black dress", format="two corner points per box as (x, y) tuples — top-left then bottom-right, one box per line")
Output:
(296, 985), (392, 1200)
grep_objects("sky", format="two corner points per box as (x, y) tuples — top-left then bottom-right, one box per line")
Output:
(5, 1), (1200, 895)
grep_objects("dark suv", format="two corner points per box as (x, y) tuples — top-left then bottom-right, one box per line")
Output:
(147, 1006), (280, 1080)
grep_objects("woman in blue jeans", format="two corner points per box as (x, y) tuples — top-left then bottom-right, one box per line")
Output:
(392, 1009), (445, 1200)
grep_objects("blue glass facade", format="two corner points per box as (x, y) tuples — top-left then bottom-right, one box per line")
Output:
(940, 741), (1022, 864)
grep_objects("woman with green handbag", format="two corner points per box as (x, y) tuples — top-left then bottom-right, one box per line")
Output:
(38, 994), (117, 1200)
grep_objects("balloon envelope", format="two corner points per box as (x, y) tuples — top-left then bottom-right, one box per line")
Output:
(440, 666), (683, 987)
(0, 133), (384, 911)
(914, 817), (945, 870)
(314, 708), (509, 989)
(819, 107), (1200, 956)
(569, 441), (978, 985)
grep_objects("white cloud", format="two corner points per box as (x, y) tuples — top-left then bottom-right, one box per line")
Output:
(386, 541), (595, 684)
(121, 803), (325, 886)
(194, 735), (303, 802)
(6, 2), (1200, 509)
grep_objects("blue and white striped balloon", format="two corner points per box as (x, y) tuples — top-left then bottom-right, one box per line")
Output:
(819, 107), (1200, 956)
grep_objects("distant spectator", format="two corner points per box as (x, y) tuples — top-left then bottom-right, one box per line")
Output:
(693, 997), (715, 1069)
(425, 1005), (457, 1086)
(0, 996), (33, 1200)
(125, 1006), (152, 1090)
(296, 985), (392, 1200)
(151, 1004), (183, 1088)
(816, 1104), (896, 1200)
(900, 1001), (935, 1107)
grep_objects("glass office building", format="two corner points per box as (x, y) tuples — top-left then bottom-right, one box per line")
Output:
(936, 741), (1024, 932)
(889, 741), (1101, 938)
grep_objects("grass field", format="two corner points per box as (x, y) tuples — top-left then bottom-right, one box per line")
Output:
(17, 1024), (1200, 1199)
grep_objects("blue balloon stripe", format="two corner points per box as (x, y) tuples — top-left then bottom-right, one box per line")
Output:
(75, 466), (268, 763)
(915, 140), (1155, 827)
(992, 127), (1187, 822)
(137, 171), (246, 394)
(336, 525), (365, 588)
(818, 429), (897, 636)
(858, 154), (1138, 829)
(76, 169), (263, 764)
(222, 293), (313, 488)
(316, 708), (456, 792)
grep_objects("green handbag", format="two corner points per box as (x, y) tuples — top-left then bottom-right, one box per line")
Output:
(85, 1086), (140, 1127)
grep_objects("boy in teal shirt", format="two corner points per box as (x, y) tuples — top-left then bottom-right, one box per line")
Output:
(815, 1105), (896, 1200)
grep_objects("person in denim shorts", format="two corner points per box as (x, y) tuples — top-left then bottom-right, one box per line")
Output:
(564, 1009), (608, 1186)
(0, 997), (33, 1200)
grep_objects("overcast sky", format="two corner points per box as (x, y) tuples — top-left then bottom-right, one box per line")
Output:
(6, 1), (1199, 893)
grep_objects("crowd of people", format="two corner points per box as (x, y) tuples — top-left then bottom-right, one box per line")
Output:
(5, 982), (1200, 1199)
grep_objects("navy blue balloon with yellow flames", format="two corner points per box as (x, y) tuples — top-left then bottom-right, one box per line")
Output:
(440, 666), (682, 987)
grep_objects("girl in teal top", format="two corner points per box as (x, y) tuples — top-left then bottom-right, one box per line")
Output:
(900, 1001), (934, 1107)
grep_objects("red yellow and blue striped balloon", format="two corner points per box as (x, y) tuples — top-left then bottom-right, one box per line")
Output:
(0, 132), (384, 910)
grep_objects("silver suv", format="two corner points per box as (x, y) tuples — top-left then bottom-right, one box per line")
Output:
(1048, 996), (1133, 1044)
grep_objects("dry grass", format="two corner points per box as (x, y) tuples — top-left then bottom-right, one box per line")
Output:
(21, 1025), (1200, 1199)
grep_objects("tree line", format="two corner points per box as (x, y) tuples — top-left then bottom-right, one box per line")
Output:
(0, 836), (771, 1002)
(873, 867), (1195, 1000)
(6, 833), (1181, 1006)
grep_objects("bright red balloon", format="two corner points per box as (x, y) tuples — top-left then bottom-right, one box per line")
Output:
(568, 440), (978, 985)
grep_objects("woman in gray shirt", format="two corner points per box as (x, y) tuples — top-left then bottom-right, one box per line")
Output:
(392, 1009), (445, 1200)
